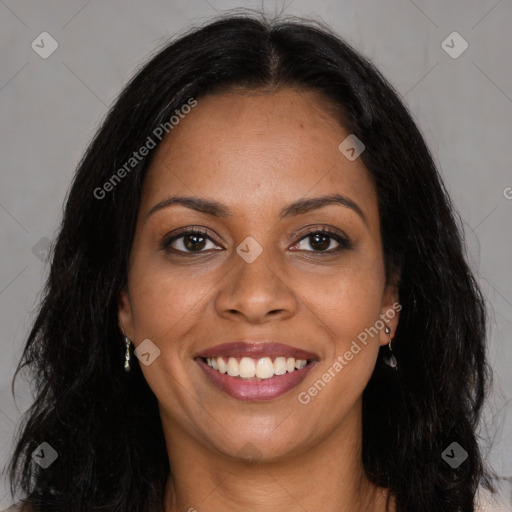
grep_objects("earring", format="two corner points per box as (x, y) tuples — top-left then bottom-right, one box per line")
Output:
(124, 336), (132, 372)
(383, 325), (398, 370)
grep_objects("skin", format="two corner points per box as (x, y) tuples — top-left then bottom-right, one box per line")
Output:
(118, 87), (400, 512)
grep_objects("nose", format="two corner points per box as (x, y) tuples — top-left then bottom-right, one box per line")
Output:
(214, 245), (298, 324)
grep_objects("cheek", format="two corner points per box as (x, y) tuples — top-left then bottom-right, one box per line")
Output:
(295, 250), (385, 337)
(293, 251), (385, 393)
(126, 252), (212, 408)
(129, 265), (207, 340)
(126, 234), (215, 347)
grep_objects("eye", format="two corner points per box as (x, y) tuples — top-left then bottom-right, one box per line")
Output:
(161, 226), (352, 256)
(161, 228), (222, 254)
(291, 228), (352, 253)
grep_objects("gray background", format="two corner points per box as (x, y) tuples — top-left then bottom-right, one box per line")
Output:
(0, 0), (511, 509)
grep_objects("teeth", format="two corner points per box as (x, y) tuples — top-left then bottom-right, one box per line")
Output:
(227, 357), (239, 377)
(217, 357), (227, 374)
(204, 356), (309, 379)
(273, 357), (287, 375)
(256, 357), (274, 379)
(295, 359), (307, 370)
(239, 357), (256, 378)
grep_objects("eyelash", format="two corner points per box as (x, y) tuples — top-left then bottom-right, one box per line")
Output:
(160, 226), (352, 256)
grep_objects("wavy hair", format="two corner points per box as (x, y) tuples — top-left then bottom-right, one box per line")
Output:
(6, 13), (498, 512)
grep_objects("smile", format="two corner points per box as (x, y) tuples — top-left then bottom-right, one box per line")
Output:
(194, 341), (319, 401)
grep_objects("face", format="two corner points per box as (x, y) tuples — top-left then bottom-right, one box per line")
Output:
(118, 87), (400, 462)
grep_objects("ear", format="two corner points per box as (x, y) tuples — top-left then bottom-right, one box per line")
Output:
(118, 287), (134, 340)
(379, 281), (401, 347)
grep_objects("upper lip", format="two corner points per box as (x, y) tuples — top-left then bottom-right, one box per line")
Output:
(194, 341), (319, 361)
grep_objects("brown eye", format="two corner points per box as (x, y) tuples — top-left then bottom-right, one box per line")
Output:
(291, 229), (352, 253)
(161, 229), (222, 254)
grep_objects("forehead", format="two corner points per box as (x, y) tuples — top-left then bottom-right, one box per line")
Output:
(141, 87), (377, 224)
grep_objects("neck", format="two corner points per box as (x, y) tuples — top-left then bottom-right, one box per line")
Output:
(161, 399), (393, 512)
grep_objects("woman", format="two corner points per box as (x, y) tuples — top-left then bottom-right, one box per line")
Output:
(4, 13), (500, 512)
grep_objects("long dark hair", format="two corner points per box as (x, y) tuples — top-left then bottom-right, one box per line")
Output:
(6, 13), (498, 512)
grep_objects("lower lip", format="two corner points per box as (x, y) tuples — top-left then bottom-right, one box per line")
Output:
(196, 357), (317, 402)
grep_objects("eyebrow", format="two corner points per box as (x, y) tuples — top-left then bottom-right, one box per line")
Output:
(146, 193), (367, 225)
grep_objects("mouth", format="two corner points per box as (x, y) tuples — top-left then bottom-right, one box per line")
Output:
(194, 342), (319, 401)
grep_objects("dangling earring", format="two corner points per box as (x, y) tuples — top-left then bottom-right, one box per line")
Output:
(383, 325), (398, 370)
(124, 336), (132, 372)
